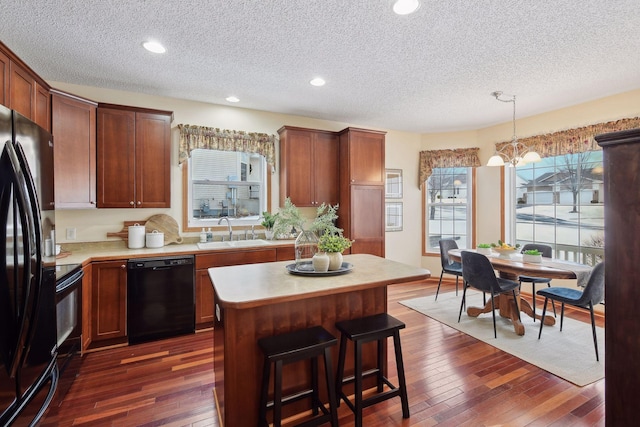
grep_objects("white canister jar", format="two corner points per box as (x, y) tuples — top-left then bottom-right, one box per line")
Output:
(128, 224), (146, 249)
(145, 230), (165, 248)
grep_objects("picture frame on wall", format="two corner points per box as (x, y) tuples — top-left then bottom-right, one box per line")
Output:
(385, 169), (403, 199)
(385, 202), (403, 232)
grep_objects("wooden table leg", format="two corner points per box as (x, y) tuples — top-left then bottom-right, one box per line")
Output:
(519, 298), (556, 326)
(466, 292), (525, 336)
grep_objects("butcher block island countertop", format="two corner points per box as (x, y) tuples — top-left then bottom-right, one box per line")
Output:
(208, 254), (430, 426)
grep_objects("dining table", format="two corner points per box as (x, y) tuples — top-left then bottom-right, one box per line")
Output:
(448, 248), (592, 336)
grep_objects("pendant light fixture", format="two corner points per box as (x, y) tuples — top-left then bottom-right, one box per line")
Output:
(487, 91), (541, 167)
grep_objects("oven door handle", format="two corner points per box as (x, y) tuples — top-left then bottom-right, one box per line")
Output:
(56, 270), (84, 294)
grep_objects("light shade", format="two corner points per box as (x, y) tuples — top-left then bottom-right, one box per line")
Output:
(487, 154), (505, 167)
(142, 40), (166, 54)
(522, 151), (541, 163)
(393, 0), (421, 15)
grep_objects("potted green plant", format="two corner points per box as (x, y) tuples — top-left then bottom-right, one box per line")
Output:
(318, 234), (352, 270)
(272, 198), (305, 239)
(523, 249), (542, 263)
(260, 211), (278, 239)
(476, 243), (492, 255)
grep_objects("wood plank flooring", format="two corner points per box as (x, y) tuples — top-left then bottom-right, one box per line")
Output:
(41, 279), (605, 426)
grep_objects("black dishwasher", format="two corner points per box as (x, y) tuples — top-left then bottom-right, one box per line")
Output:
(127, 255), (195, 344)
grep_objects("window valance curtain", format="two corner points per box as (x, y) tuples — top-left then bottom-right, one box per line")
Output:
(419, 147), (481, 188)
(177, 124), (277, 166)
(494, 116), (640, 159)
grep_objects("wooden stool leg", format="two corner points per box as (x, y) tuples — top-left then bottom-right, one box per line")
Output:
(311, 357), (319, 415)
(376, 338), (384, 392)
(259, 358), (271, 427)
(273, 360), (283, 427)
(323, 347), (339, 427)
(354, 339), (363, 427)
(393, 331), (410, 419)
(335, 335), (348, 406)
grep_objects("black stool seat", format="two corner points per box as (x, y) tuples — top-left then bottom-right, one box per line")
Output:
(258, 326), (338, 427)
(335, 313), (409, 427)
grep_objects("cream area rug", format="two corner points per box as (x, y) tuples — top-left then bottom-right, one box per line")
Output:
(400, 291), (604, 386)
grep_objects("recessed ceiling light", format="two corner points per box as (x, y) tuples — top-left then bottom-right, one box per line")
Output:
(310, 78), (326, 87)
(226, 96), (240, 103)
(143, 40), (166, 54)
(393, 0), (420, 15)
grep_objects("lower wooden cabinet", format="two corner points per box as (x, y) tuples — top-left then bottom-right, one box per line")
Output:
(195, 269), (215, 329)
(87, 260), (128, 347)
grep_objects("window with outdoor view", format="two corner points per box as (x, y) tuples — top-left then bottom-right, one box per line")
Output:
(510, 150), (604, 266)
(425, 167), (473, 251)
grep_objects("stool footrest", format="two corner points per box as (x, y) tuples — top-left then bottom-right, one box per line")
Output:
(338, 377), (398, 412)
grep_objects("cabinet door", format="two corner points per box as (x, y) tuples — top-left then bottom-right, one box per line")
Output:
(280, 128), (314, 206)
(312, 132), (340, 206)
(349, 185), (385, 257)
(0, 50), (8, 107)
(343, 129), (385, 185)
(34, 82), (50, 131)
(97, 107), (136, 207)
(135, 111), (171, 208)
(195, 269), (215, 329)
(90, 260), (127, 342)
(81, 264), (92, 352)
(52, 92), (97, 208)
(9, 60), (35, 120)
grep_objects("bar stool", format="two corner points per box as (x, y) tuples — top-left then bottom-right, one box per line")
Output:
(335, 313), (409, 427)
(258, 326), (339, 427)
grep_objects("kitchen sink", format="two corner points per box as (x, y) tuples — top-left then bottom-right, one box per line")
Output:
(197, 239), (273, 250)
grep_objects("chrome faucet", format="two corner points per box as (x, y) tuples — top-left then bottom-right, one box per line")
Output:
(218, 217), (233, 241)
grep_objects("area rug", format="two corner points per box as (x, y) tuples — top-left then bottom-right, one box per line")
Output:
(400, 291), (604, 386)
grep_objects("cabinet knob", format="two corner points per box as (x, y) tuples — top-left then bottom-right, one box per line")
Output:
(121, 264), (126, 269)
(129, 201), (134, 206)
(137, 201), (142, 205)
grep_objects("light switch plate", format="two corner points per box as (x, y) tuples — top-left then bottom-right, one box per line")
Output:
(66, 227), (76, 240)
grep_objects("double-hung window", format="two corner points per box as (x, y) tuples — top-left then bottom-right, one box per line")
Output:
(509, 150), (604, 265)
(425, 167), (473, 251)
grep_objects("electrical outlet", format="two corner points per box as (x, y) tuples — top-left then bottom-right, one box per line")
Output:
(66, 227), (76, 240)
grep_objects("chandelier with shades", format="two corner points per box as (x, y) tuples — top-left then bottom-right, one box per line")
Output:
(487, 91), (541, 167)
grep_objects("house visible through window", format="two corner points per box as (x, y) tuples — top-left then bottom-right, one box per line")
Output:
(425, 167), (473, 251)
(510, 150), (604, 266)
(186, 149), (267, 228)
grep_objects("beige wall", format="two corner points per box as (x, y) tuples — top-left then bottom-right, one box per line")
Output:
(52, 82), (640, 274)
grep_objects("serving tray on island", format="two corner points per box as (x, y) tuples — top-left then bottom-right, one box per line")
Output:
(285, 261), (353, 277)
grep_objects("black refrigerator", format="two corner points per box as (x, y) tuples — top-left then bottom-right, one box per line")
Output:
(0, 104), (58, 426)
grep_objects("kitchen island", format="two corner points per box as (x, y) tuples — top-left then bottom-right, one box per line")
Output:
(209, 253), (430, 426)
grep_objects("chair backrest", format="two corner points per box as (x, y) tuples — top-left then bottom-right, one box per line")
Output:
(439, 239), (459, 269)
(576, 262), (605, 307)
(460, 251), (500, 294)
(521, 243), (552, 258)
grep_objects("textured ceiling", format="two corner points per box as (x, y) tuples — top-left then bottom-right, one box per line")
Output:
(1, 0), (639, 133)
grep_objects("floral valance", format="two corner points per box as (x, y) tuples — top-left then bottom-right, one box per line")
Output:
(495, 116), (640, 159)
(178, 124), (277, 166)
(419, 147), (481, 188)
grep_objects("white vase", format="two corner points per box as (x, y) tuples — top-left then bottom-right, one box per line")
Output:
(327, 252), (343, 271)
(264, 230), (274, 240)
(312, 252), (330, 272)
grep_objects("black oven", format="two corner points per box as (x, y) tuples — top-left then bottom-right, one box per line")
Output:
(53, 263), (84, 404)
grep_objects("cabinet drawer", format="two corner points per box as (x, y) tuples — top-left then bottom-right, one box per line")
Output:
(195, 248), (277, 269)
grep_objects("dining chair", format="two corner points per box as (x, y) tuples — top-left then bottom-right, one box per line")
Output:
(459, 251), (521, 338)
(435, 239), (463, 300)
(537, 262), (605, 361)
(519, 243), (556, 320)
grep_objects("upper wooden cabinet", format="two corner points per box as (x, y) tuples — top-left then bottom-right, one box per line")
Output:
(339, 127), (386, 185)
(278, 126), (339, 207)
(97, 104), (173, 208)
(1, 42), (51, 131)
(52, 91), (97, 209)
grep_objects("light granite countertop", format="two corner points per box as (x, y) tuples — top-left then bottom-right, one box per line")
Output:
(208, 253), (431, 309)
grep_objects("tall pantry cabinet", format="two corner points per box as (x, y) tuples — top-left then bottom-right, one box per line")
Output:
(97, 104), (173, 208)
(594, 128), (640, 426)
(338, 128), (386, 257)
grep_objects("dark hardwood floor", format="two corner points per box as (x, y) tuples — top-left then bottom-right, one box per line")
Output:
(41, 279), (605, 426)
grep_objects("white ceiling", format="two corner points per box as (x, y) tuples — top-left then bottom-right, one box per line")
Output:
(1, 0), (639, 133)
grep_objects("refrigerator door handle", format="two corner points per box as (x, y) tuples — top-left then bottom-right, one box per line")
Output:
(4, 140), (39, 379)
